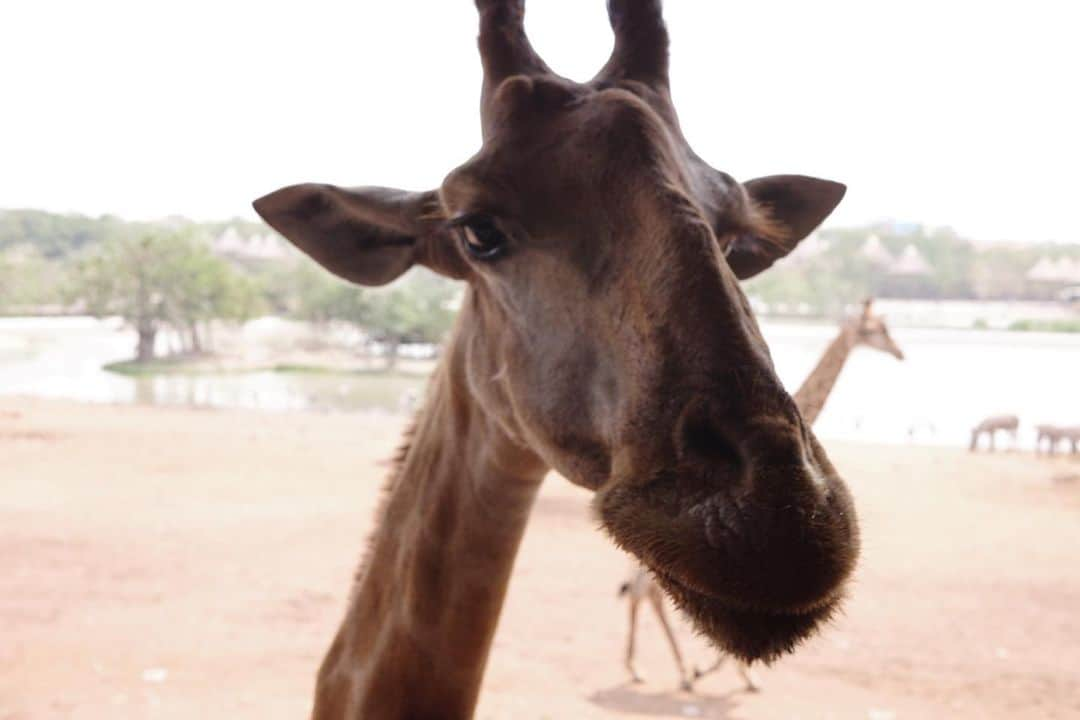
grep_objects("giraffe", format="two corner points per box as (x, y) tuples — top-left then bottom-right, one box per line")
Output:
(621, 298), (903, 691)
(969, 415), (1020, 452)
(793, 299), (905, 427)
(254, 2), (859, 717)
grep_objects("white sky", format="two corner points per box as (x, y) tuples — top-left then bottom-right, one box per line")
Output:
(2, 1), (1077, 243)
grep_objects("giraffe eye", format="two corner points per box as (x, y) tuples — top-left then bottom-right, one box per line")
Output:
(459, 216), (508, 261)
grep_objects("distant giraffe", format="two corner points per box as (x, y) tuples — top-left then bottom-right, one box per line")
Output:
(620, 299), (903, 691)
(969, 415), (1020, 452)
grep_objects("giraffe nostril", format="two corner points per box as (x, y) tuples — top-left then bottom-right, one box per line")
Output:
(676, 400), (743, 471)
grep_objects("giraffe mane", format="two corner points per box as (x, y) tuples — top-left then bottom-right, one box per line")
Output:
(350, 414), (421, 590)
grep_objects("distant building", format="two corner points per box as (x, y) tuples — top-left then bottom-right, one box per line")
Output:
(788, 231), (829, 263)
(881, 243), (934, 297)
(1026, 256), (1080, 300)
(888, 244), (933, 277)
(212, 227), (288, 260)
(859, 234), (894, 267)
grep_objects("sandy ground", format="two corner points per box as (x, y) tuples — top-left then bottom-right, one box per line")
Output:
(1, 398), (1078, 720)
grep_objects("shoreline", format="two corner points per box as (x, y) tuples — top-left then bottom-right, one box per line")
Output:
(102, 357), (434, 378)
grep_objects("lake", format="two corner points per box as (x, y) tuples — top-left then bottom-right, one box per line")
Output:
(1, 316), (1077, 449)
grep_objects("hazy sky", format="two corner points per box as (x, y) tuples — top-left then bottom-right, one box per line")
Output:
(3, 1), (1077, 243)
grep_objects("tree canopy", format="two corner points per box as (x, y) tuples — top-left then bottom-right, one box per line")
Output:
(2, 209), (1077, 350)
(72, 230), (260, 360)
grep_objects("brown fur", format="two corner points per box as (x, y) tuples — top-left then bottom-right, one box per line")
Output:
(622, 299), (903, 689)
(1035, 424), (1080, 455)
(253, 3), (858, 717)
(970, 414), (1020, 452)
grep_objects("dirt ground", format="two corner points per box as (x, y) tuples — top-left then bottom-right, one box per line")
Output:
(2, 398), (1078, 720)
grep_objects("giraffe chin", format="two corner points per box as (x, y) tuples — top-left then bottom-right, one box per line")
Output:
(650, 566), (844, 664)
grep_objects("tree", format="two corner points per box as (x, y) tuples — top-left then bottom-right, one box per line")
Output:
(162, 240), (262, 353)
(0, 254), (12, 312)
(361, 270), (459, 370)
(0, 245), (65, 314)
(271, 261), (370, 328)
(259, 263), (458, 368)
(73, 230), (261, 361)
(0, 209), (123, 259)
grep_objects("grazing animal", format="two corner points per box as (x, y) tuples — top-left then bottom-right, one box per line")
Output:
(621, 299), (903, 691)
(254, 2), (858, 717)
(1036, 425), (1080, 455)
(969, 415), (1020, 452)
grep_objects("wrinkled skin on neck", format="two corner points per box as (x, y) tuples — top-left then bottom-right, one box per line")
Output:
(255, 0), (859, 667)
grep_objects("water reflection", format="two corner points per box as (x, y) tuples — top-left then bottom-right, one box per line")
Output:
(1, 316), (1078, 447)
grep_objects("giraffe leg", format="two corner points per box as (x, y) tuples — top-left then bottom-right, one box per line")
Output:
(625, 596), (644, 684)
(647, 589), (692, 691)
(735, 660), (761, 693)
(693, 654), (726, 680)
(693, 654), (761, 693)
(691, 651), (725, 686)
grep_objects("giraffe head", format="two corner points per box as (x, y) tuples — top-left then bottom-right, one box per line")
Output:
(852, 299), (904, 360)
(254, 0), (858, 662)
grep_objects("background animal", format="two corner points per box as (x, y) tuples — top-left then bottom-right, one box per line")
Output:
(1036, 424), (1080, 455)
(969, 415), (1020, 452)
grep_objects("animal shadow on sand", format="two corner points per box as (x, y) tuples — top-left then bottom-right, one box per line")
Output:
(588, 682), (742, 719)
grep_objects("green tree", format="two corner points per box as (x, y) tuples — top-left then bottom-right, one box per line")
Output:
(0, 254), (12, 312)
(0, 245), (65, 313)
(163, 239), (262, 353)
(362, 270), (459, 370)
(73, 230), (261, 361)
(260, 263), (458, 368)
(271, 261), (370, 328)
(0, 209), (123, 259)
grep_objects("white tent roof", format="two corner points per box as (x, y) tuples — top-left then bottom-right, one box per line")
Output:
(860, 234), (894, 266)
(888, 244), (932, 276)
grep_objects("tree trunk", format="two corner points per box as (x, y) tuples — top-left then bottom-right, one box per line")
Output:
(385, 336), (400, 373)
(136, 327), (157, 362)
(189, 324), (202, 354)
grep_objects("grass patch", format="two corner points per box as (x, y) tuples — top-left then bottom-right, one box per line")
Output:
(271, 363), (429, 378)
(104, 355), (256, 376)
(104, 358), (210, 376)
(1008, 319), (1080, 333)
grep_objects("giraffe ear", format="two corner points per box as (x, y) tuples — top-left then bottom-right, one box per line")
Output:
(726, 175), (846, 280)
(253, 184), (464, 286)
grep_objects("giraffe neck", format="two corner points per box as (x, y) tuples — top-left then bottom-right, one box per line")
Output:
(793, 324), (858, 426)
(313, 348), (546, 720)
